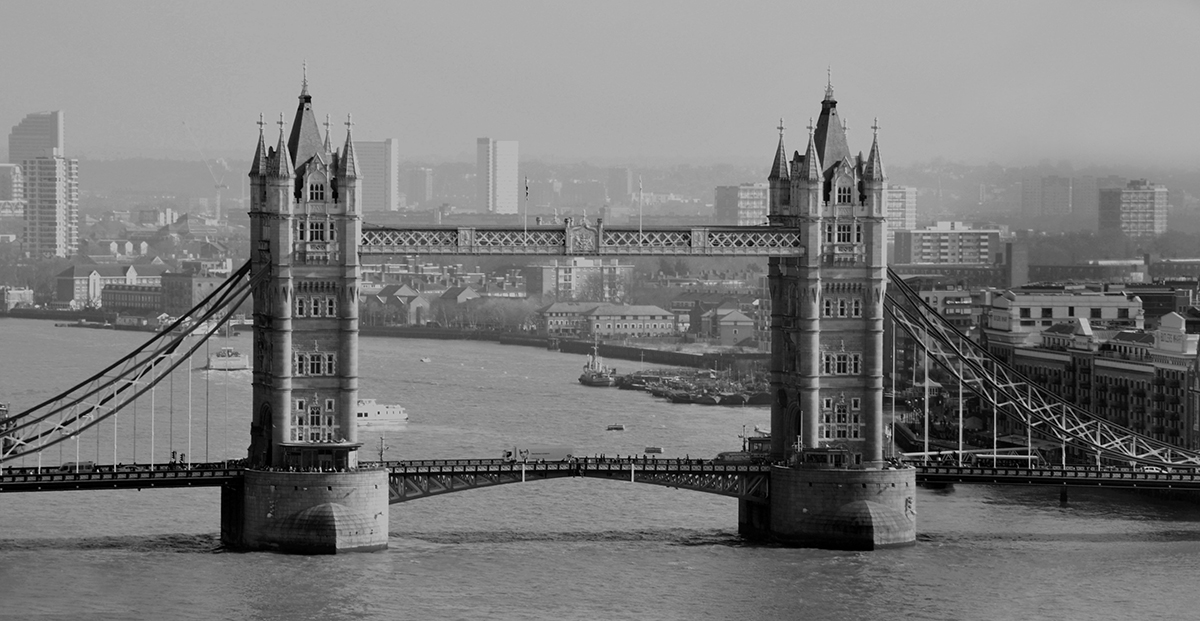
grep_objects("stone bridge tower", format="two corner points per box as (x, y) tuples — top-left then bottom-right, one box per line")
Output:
(247, 78), (363, 470)
(748, 79), (914, 549)
(227, 77), (386, 553)
(768, 79), (887, 467)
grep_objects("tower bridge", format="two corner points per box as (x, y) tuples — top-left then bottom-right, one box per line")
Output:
(6, 78), (1200, 553)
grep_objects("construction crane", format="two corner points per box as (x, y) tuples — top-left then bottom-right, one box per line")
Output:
(182, 121), (229, 222)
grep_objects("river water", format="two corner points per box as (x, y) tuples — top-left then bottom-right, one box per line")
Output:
(2, 317), (1200, 620)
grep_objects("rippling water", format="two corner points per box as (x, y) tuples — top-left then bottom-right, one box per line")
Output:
(3, 318), (1200, 620)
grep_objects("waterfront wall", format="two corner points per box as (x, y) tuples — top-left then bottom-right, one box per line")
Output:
(557, 339), (769, 372)
(2, 308), (114, 322)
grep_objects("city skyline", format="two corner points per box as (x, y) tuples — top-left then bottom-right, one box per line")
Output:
(1, 1), (1196, 168)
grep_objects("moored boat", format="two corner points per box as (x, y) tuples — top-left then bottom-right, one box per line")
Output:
(355, 398), (408, 426)
(578, 338), (617, 387)
(207, 347), (249, 370)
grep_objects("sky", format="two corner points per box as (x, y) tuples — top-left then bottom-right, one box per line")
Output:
(1, 0), (1198, 169)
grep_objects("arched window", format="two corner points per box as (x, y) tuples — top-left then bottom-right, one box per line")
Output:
(837, 185), (852, 204)
(308, 183), (325, 201)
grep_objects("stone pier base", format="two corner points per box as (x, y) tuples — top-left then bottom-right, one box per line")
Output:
(741, 466), (916, 550)
(221, 469), (389, 553)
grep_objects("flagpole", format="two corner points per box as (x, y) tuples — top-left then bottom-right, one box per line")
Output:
(638, 175), (643, 246)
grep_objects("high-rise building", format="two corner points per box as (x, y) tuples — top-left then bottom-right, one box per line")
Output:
(884, 184), (916, 237)
(476, 138), (518, 214)
(1099, 179), (1168, 237)
(1020, 178), (1042, 217)
(0, 163), (22, 201)
(9, 111), (64, 165)
(407, 167), (433, 206)
(607, 167), (633, 205)
(22, 152), (78, 258)
(714, 183), (768, 225)
(523, 257), (634, 302)
(1041, 176), (1072, 216)
(893, 221), (1009, 265)
(357, 139), (401, 211)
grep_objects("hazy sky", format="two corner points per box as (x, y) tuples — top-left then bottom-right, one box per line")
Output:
(2, 0), (1197, 168)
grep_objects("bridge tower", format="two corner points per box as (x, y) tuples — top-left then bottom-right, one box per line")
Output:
(744, 79), (915, 549)
(223, 76), (387, 553)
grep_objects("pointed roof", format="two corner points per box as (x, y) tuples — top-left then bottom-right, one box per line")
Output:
(287, 76), (325, 169)
(339, 114), (360, 180)
(768, 118), (789, 181)
(249, 114), (267, 177)
(268, 116), (294, 179)
(322, 114), (333, 153)
(813, 84), (851, 175)
(863, 118), (885, 182)
(798, 120), (822, 182)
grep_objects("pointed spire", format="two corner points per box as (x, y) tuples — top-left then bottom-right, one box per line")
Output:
(249, 113), (267, 177)
(864, 117), (885, 182)
(340, 113), (359, 180)
(288, 69), (322, 167)
(799, 117), (821, 181)
(300, 60), (310, 99)
(825, 66), (834, 101)
(769, 117), (789, 180)
(323, 113), (332, 152)
(269, 112), (294, 179)
(813, 80), (850, 173)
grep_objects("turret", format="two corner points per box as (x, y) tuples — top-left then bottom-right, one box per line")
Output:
(768, 118), (791, 215)
(861, 119), (886, 217)
(794, 120), (823, 216)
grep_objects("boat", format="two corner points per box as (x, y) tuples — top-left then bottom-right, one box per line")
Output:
(355, 398), (408, 425)
(578, 338), (617, 387)
(420, 357), (431, 363)
(606, 424), (626, 431)
(207, 347), (249, 370)
(644, 446), (663, 454)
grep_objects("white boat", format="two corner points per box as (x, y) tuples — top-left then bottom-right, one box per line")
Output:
(355, 398), (408, 426)
(207, 347), (249, 370)
(606, 424), (626, 431)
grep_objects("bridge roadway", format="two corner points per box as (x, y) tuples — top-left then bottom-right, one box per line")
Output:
(5, 460), (1200, 496)
(0, 458), (771, 502)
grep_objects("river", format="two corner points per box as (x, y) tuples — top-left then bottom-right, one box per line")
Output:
(2, 317), (1200, 620)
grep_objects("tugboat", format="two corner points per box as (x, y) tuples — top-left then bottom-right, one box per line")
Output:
(578, 338), (617, 387)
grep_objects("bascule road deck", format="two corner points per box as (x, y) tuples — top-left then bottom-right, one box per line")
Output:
(6, 460), (1200, 494)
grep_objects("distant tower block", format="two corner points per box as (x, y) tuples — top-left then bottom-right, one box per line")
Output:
(743, 80), (915, 550)
(226, 76), (387, 553)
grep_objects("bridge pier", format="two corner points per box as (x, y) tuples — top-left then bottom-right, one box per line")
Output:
(741, 466), (916, 550)
(221, 469), (389, 553)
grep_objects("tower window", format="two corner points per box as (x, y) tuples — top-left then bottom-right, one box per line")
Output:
(308, 183), (325, 201)
(837, 186), (852, 204)
(837, 224), (853, 243)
